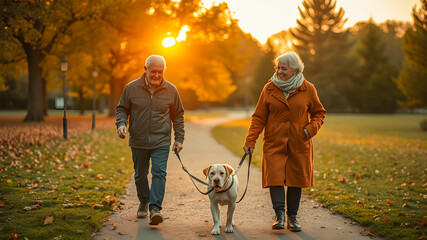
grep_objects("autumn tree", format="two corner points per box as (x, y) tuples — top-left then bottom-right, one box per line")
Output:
(170, 3), (243, 103)
(290, 0), (355, 111)
(100, 1), (242, 115)
(395, 0), (427, 108)
(0, 0), (104, 121)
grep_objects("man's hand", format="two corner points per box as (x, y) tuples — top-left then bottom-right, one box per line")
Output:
(172, 142), (183, 153)
(117, 126), (127, 139)
(243, 146), (254, 154)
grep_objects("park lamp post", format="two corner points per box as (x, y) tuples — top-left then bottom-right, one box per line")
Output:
(60, 56), (68, 139)
(92, 66), (98, 130)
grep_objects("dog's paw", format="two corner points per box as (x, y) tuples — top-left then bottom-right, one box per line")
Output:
(211, 227), (220, 235)
(225, 225), (234, 233)
(232, 219), (235, 226)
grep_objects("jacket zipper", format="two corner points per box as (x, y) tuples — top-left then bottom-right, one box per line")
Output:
(148, 94), (153, 148)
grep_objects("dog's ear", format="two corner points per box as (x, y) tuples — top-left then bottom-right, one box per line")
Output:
(223, 164), (234, 177)
(203, 165), (212, 178)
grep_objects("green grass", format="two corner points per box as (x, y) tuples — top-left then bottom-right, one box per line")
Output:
(212, 114), (427, 240)
(0, 129), (133, 240)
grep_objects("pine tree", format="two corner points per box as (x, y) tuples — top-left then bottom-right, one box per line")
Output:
(290, 0), (355, 111)
(395, 0), (427, 108)
(353, 20), (401, 112)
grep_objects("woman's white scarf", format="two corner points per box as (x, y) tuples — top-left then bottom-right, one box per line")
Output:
(271, 71), (304, 99)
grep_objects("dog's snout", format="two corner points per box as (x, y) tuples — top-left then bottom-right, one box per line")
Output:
(214, 178), (220, 184)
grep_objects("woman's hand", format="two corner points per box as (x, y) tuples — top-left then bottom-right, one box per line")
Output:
(243, 146), (254, 154)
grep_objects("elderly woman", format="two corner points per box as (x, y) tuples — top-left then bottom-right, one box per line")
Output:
(243, 51), (326, 231)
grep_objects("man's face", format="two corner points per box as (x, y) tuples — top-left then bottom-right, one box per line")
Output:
(276, 61), (297, 81)
(144, 63), (165, 87)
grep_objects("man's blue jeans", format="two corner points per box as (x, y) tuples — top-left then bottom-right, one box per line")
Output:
(131, 146), (170, 212)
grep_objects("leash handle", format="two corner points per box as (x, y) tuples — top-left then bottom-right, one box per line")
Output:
(236, 152), (251, 203)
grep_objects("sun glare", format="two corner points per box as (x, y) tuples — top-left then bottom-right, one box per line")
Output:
(162, 37), (176, 48)
(176, 25), (189, 42)
(162, 25), (190, 48)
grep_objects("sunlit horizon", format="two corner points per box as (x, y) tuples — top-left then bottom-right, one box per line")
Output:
(202, 0), (419, 44)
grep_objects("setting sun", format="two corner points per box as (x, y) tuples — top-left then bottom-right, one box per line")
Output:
(162, 25), (190, 48)
(162, 37), (176, 48)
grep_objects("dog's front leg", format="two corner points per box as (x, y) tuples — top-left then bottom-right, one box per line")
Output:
(225, 202), (236, 233)
(210, 202), (221, 235)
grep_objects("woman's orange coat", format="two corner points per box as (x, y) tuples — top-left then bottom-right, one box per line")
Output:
(244, 79), (326, 188)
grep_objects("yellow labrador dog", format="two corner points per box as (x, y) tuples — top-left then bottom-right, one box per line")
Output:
(203, 164), (238, 235)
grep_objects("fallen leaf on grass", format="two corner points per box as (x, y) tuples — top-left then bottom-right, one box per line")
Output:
(383, 219), (389, 223)
(199, 234), (208, 237)
(321, 226), (326, 228)
(356, 200), (364, 206)
(44, 215), (54, 225)
(118, 232), (124, 235)
(9, 232), (21, 239)
(418, 221), (426, 226)
(386, 200), (392, 206)
(351, 173), (363, 179)
(92, 204), (103, 209)
(402, 203), (408, 208)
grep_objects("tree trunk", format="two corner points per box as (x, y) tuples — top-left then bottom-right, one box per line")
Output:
(23, 43), (45, 122)
(43, 79), (48, 116)
(108, 76), (127, 117)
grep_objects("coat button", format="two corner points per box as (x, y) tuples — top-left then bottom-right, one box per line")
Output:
(286, 121), (290, 124)
(285, 135), (288, 138)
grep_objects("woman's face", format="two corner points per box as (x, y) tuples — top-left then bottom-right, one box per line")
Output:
(276, 61), (297, 81)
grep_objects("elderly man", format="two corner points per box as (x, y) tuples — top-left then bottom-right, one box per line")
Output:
(116, 55), (185, 225)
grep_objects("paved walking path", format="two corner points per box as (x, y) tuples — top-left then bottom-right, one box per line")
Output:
(94, 110), (380, 240)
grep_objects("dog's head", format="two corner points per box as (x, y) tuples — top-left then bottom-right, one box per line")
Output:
(203, 164), (234, 193)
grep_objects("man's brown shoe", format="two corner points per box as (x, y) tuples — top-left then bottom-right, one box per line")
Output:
(149, 208), (163, 225)
(137, 203), (148, 218)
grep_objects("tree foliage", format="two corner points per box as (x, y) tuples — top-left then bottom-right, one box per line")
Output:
(0, 0), (104, 121)
(395, 0), (427, 108)
(250, 40), (276, 103)
(1, 0), (246, 119)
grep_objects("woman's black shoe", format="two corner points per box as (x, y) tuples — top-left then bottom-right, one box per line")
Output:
(287, 215), (301, 231)
(272, 209), (285, 229)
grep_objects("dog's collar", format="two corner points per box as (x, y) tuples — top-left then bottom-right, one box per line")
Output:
(211, 174), (235, 194)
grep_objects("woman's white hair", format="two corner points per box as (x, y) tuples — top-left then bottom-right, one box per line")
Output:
(275, 51), (304, 73)
(145, 55), (167, 69)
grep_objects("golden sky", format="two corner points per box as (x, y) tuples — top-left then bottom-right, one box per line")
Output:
(202, 0), (419, 44)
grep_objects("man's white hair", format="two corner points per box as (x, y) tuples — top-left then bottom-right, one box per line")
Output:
(145, 55), (166, 69)
(275, 51), (304, 73)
